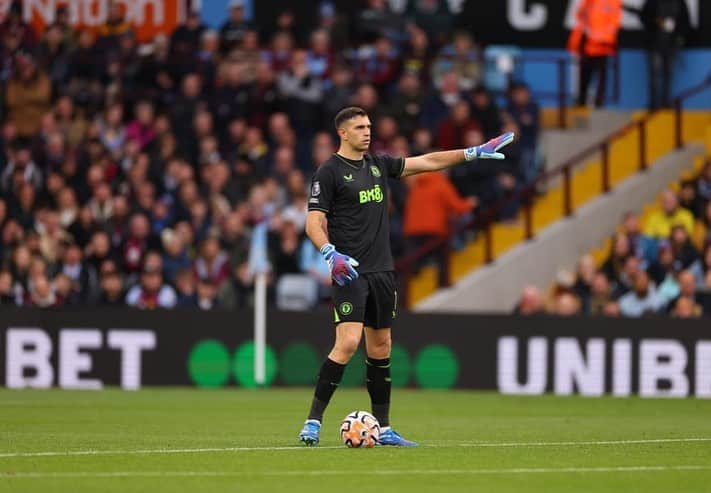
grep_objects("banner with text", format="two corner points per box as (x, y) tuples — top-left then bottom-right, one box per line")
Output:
(0, 0), (186, 43)
(0, 308), (709, 398)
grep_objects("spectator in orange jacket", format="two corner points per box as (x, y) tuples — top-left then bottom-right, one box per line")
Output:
(567, 0), (622, 107)
(403, 171), (476, 282)
(404, 171), (476, 239)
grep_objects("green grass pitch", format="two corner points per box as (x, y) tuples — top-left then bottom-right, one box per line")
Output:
(2, 389), (711, 492)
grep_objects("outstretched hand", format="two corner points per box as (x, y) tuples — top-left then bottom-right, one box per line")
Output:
(465, 132), (516, 161)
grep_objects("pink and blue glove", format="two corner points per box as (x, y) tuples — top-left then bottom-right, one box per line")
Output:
(320, 243), (360, 286)
(464, 132), (516, 161)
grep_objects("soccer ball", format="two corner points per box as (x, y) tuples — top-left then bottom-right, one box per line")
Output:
(340, 410), (380, 448)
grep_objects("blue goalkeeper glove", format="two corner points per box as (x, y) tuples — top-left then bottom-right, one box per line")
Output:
(320, 243), (360, 286)
(464, 132), (515, 161)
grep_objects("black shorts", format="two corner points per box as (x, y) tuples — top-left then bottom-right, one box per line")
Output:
(332, 271), (398, 328)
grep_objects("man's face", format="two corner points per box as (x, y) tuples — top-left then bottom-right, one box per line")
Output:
(340, 116), (371, 152)
(633, 272), (650, 296)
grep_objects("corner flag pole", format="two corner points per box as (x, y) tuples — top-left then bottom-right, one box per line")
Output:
(248, 219), (271, 387)
(254, 271), (267, 386)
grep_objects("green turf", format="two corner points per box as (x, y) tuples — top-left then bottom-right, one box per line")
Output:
(1, 389), (711, 492)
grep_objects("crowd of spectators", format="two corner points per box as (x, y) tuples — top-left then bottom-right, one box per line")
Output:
(0, 1), (540, 310)
(515, 159), (711, 318)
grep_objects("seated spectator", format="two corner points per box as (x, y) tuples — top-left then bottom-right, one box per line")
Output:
(355, 0), (404, 45)
(403, 171), (475, 278)
(618, 271), (664, 317)
(513, 285), (544, 315)
(612, 255), (642, 299)
(0, 271), (18, 305)
(601, 232), (631, 284)
(431, 31), (480, 91)
(669, 224), (700, 270)
(669, 269), (708, 314)
(420, 72), (464, 133)
(620, 211), (657, 265)
(469, 87), (501, 140)
(401, 26), (432, 83)
(648, 240), (676, 286)
(98, 270), (125, 306)
(602, 300), (621, 317)
(219, 0), (254, 55)
(217, 263), (251, 310)
(306, 29), (335, 81)
(644, 190), (694, 238)
(161, 229), (192, 283)
(58, 243), (97, 304)
(671, 296), (702, 318)
(5, 54), (52, 138)
(277, 49), (323, 138)
(553, 292), (581, 316)
(125, 264), (177, 309)
(506, 83), (540, 184)
(26, 274), (59, 308)
(268, 214), (302, 278)
(679, 179), (703, 218)
(174, 268), (197, 308)
(588, 272), (612, 315)
(196, 280), (220, 310)
(406, 0), (454, 48)
(436, 100), (481, 150)
(2, 140), (43, 193)
(573, 254), (596, 311)
(194, 236), (231, 287)
(358, 36), (400, 92)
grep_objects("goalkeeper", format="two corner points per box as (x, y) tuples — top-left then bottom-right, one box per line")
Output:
(299, 107), (514, 446)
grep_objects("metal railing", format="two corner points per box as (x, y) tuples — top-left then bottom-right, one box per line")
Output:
(486, 53), (621, 129)
(396, 71), (711, 308)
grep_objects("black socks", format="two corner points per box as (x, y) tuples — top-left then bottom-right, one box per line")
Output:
(307, 356), (392, 427)
(366, 357), (391, 428)
(308, 358), (346, 422)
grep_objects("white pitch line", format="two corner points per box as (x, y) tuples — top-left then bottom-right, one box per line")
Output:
(0, 437), (709, 459)
(457, 437), (711, 448)
(2, 465), (711, 479)
(0, 445), (344, 458)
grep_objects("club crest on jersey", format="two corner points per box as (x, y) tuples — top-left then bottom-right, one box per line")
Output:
(370, 165), (381, 177)
(312, 181), (320, 196)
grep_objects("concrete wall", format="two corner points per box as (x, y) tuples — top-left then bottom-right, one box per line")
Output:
(415, 144), (705, 314)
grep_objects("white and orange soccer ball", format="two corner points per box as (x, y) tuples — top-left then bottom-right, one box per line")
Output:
(340, 411), (380, 448)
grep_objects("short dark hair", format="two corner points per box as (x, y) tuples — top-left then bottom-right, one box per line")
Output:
(334, 107), (367, 130)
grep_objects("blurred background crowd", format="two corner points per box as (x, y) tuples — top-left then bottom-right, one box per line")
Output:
(515, 163), (711, 319)
(0, 0), (540, 311)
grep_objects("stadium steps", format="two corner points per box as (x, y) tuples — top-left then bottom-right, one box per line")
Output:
(407, 110), (711, 306)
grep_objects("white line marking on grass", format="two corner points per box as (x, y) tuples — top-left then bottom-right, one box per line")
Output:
(456, 438), (711, 448)
(1, 437), (709, 459)
(2, 465), (711, 478)
(0, 446), (344, 458)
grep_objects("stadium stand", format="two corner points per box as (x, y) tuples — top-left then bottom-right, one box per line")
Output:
(0, 1), (541, 311)
(518, 155), (711, 318)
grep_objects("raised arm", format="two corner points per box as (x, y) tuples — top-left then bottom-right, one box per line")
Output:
(401, 132), (515, 177)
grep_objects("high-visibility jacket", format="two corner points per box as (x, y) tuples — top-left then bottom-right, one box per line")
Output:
(567, 0), (622, 57)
